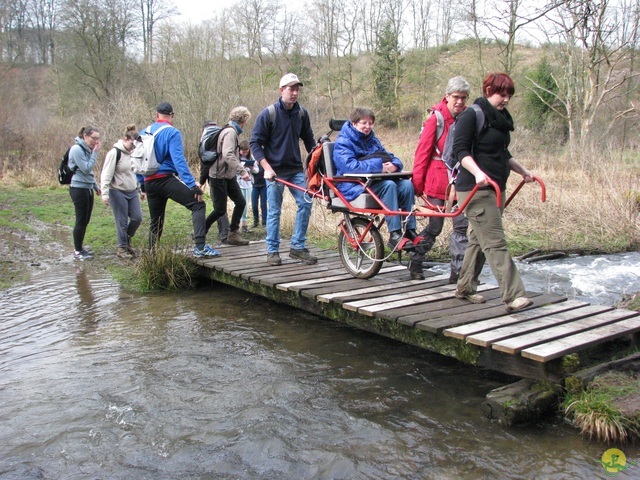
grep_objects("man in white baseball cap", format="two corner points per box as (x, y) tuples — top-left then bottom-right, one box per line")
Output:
(250, 73), (317, 266)
(279, 73), (303, 88)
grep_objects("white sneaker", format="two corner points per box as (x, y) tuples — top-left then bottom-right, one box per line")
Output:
(454, 289), (486, 304)
(506, 297), (533, 312)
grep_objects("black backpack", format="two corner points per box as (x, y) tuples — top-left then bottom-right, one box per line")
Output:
(198, 122), (232, 167)
(57, 147), (77, 185)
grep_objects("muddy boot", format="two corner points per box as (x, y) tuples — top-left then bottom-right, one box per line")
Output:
(227, 230), (249, 246)
(408, 251), (425, 280)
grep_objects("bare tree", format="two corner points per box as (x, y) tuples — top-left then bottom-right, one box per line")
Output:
(233, 0), (279, 95)
(468, 0), (562, 73)
(61, 0), (137, 99)
(409, 0), (434, 50)
(139, 0), (178, 63)
(30, 0), (57, 64)
(530, 0), (640, 155)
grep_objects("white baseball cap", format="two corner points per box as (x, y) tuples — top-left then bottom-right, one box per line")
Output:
(279, 73), (303, 88)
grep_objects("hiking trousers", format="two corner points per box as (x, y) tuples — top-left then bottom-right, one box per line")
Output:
(455, 189), (525, 304)
(145, 175), (206, 249)
(411, 196), (469, 275)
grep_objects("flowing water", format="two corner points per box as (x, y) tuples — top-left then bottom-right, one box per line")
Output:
(1, 254), (639, 479)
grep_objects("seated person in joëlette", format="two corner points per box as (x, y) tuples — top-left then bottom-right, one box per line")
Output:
(332, 107), (417, 249)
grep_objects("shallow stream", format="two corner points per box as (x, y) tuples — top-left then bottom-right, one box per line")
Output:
(0, 253), (638, 479)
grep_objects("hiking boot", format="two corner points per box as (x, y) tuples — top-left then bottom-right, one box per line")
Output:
(117, 247), (134, 259)
(449, 271), (459, 284)
(289, 248), (318, 265)
(506, 297), (533, 313)
(227, 230), (249, 246)
(241, 225), (250, 233)
(193, 244), (222, 258)
(387, 230), (402, 249)
(408, 259), (425, 280)
(252, 221), (259, 228)
(454, 289), (486, 304)
(267, 252), (282, 266)
(74, 249), (94, 261)
(126, 244), (138, 257)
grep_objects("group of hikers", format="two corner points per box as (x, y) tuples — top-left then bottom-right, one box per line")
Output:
(66, 71), (536, 314)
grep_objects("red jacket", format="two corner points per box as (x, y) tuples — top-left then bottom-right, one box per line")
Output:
(412, 98), (455, 199)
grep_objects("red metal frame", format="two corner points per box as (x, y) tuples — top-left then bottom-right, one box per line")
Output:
(275, 173), (546, 250)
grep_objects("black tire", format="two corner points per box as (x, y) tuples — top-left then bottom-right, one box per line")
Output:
(338, 217), (384, 279)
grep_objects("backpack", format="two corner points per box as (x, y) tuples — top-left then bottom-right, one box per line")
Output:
(57, 147), (76, 185)
(304, 143), (326, 193)
(441, 104), (485, 180)
(421, 109), (444, 142)
(130, 124), (171, 176)
(267, 104), (306, 130)
(198, 122), (232, 167)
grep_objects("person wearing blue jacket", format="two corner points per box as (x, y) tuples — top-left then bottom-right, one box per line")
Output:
(250, 73), (317, 266)
(68, 126), (102, 261)
(143, 102), (219, 257)
(332, 108), (417, 249)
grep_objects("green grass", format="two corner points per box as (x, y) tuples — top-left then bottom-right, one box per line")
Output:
(563, 371), (640, 443)
(0, 185), (194, 254)
(0, 185), (200, 291)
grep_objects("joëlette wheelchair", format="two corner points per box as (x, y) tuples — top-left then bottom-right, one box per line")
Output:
(275, 119), (546, 279)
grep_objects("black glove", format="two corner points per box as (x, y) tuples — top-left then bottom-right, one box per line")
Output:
(191, 186), (203, 196)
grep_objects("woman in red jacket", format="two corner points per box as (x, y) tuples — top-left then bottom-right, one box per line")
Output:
(410, 76), (471, 282)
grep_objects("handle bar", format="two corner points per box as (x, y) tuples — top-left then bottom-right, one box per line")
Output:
(504, 176), (546, 208)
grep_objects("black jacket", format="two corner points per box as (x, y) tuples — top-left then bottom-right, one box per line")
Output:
(452, 97), (514, 192)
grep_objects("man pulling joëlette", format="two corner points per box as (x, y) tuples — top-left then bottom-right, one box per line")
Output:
(250, 73), (317, 266)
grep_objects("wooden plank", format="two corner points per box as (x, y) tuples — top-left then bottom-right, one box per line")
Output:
(298, 266), (430, 300)
(492, 309), (637, 354)
(388, 289), (501, 324)
(300, 268), (437, 298)
(394, 290), (505, 327)
(276, 265), (406, 290)
(465, 304), (614, 347)
(316, 274), (449, 302)
(353, 284), (497, 316)
(416, 293), (566, 334)
(521, 313), (640, 362)
(443, 300), (590, 339)
(342, 283), (459, 312)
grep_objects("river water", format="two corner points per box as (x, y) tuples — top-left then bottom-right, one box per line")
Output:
(1, 254), (639, 479)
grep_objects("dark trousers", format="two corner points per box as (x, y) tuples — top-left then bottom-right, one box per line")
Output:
(145, 175), (206, 249)
(206, 177), (246, 233)
(251, 184), (267, 226)
(204, 180), (229, 241)
(69, 187), (94, 252)
(412, 196), (469, 275)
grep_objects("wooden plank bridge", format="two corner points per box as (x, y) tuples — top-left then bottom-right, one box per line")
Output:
(194, 240), (640, 382)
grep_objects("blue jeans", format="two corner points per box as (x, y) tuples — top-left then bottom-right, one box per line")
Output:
(370, 178), (416, 232)
(265, 172), (312, 253)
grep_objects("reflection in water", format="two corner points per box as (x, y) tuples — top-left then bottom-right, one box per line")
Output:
(0, 265), (638, 479)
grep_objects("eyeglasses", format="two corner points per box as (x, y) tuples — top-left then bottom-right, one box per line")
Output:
(89, 135), (100, 141)
(449, 94), (468, 102)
